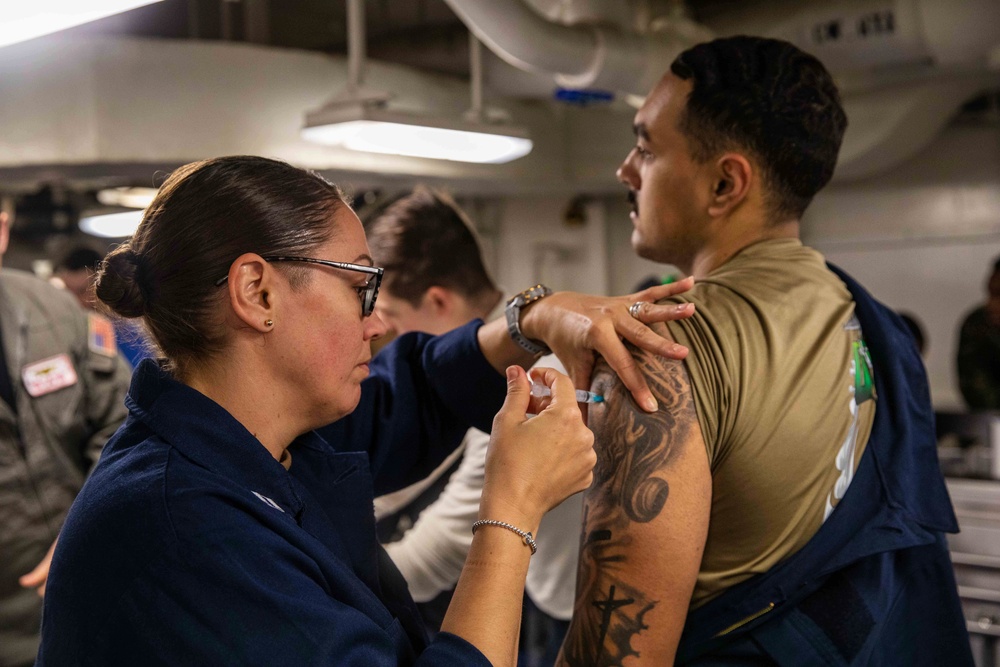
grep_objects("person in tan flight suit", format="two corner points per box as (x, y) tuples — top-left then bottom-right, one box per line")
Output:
(0, 210), (131, 666)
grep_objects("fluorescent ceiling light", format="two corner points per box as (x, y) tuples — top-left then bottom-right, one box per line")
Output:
(302, 107), (533, 164)
(97, 186), (158, 209)
(79, 210), (143, 238)
(0, 1), (165, 49)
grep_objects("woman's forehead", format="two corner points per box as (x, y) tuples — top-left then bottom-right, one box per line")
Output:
(328, 207), (371, 256)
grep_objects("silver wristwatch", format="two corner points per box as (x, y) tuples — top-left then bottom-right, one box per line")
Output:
(505, 284), (553, 356)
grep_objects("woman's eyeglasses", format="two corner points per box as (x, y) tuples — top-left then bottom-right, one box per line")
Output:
(214, 256), (384, 317)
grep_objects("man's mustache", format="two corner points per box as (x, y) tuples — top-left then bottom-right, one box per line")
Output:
(627, 190), (639, 215)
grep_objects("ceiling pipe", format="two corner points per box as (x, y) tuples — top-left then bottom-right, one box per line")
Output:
(467, 33), (484, 121)
(346, 0), (366, 93)
(243, 0), (270, 45)
(441, 0), (708, 95)
(443, 0), (599, 77)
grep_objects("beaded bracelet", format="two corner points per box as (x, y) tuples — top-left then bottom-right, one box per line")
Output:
(471, 519), (537, 555)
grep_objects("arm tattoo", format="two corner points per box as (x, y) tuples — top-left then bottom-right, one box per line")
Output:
(559, 345), (698, 666)
(592, 345), (693, 522)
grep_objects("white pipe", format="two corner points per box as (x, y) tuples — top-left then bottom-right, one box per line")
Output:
(443, 0), (705, 94)
(443, 0), (599, 77)
(220, 0), (234, 41)
(522, 0), (633, 30)
(346, 0), (366, 92)
(469, 33), (483, 120)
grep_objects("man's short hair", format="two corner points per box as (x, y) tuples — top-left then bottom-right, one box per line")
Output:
(366, 188), (497, 306)
(670, 36), (848, 221)
(59, 246), (103, 273)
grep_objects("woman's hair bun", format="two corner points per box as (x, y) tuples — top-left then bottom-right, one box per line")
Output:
(95, 247), (147, 318)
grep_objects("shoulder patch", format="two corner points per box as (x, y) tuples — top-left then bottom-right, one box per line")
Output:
(88, 313), (118, 357)
(22, 353), (78, 397)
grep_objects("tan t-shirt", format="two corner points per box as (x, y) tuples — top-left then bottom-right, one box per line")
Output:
(664, 238), (875, 607)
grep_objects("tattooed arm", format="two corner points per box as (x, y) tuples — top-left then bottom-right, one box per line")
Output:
(557, 324), (711, 666)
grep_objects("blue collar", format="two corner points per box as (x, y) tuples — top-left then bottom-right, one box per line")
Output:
(125, 359), (311, 517)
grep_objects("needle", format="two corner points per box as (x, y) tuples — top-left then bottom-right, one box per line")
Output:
(530, 382), (604, 404)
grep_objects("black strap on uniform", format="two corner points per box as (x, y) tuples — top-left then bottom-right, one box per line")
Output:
(0, 322), (17, 412)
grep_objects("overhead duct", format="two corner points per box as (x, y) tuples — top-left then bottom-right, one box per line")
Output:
(836, 74), (993, 180)
(441, 0), (710, 95)
(0, 0), (996, 191)
(704, 0), (1000, 181)
(706, 0), (1000, 81)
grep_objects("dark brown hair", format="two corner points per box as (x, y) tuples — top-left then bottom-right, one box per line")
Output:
(670, 36), (848, 221)
(365, 187), (496, 306)
(96, 156), (346, 374)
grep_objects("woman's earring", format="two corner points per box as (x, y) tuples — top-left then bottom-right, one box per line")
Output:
(265, 319), (274, 328)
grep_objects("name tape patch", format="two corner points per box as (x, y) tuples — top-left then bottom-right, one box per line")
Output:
(22, 354), (78, 397)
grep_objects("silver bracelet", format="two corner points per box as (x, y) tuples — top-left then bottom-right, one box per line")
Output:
(472, 519), (537, 555)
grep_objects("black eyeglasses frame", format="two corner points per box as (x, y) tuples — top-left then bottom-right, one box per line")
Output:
(214, 255), (384, 317)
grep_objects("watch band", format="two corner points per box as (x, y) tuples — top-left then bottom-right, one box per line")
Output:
(505, 284), (553, 356)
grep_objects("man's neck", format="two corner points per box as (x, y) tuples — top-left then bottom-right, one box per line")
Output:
(470, 288), (504, 321)
(689, 219), (800, 279)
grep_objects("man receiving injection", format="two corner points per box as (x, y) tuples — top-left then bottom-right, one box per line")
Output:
(365, 188), (691, 665)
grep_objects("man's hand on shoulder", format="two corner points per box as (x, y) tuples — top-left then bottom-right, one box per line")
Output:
(519, 279), (696, 413)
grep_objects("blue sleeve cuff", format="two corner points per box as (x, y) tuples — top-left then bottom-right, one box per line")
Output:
(417, 631), (492, 666)
(419, 319), (507, 434)
(317, 319), (506, 495)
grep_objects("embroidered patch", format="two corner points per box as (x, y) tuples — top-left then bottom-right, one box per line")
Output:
(252, 491), (285, 513)
(22, 354), (78, 397)
(88, 313), (117, 357)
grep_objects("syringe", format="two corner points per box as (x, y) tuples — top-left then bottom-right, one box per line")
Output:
(530, 382), (604, 404)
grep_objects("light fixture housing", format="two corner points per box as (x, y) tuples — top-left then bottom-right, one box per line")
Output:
(304, 2), (529, 164)
(96, 186), (158, 209)
(79, 210), (143, 238)
(0, 1), (166, 49)
(302, 104), (533, 164)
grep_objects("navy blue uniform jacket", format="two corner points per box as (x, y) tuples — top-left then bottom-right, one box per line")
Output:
(676, 267), (972, 666)
(37, 321), (505, 666)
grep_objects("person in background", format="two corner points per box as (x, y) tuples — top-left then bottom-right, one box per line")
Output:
(37, 156), (695, 666)
(368, 188), (505, 630)
(559, 36), (968, 665)
(54, 245), (150, 368)
(957, 256), (1000, 410)
(0, 213), (131, 667)
(366, 189), (657, 665)
(898, 311), (927, 358)
(53, 247), (102, 309)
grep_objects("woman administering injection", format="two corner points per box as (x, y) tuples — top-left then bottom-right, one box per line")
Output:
(36, 156), (693, 666)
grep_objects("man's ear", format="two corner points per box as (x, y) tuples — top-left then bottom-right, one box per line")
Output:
(422, 286), (453, 317)
(707, 153), (753, 217)
(225, 253), (276, 333)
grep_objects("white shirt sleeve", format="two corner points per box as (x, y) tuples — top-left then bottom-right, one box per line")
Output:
(383, 353), (582, 617)
(383, 427), (490, 602)
(373, 443), (467, 521)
